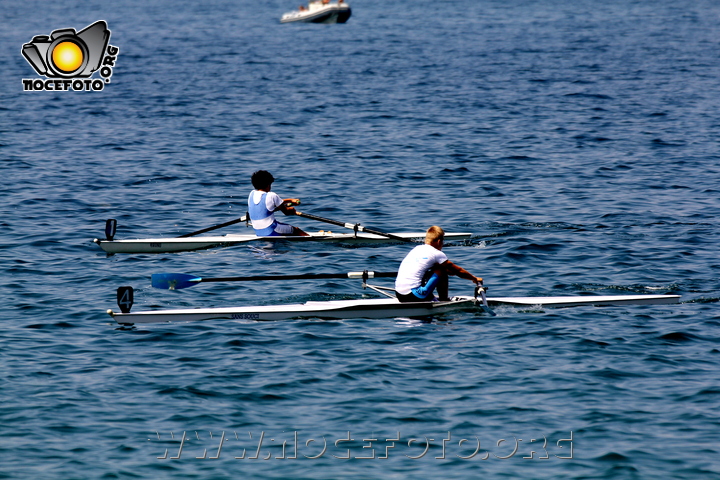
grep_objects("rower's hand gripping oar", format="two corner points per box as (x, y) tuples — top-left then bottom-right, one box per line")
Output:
(475, 282), (497, 316)
(294, 211), (414, 243)
(152, 270), (398, 290)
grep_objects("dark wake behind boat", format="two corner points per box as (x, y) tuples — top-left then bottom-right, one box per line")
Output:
(281, 0), (351, 24)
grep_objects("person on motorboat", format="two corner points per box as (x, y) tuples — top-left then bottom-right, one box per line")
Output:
(248, 170), (308, 237)
(395, 226), (483, 302)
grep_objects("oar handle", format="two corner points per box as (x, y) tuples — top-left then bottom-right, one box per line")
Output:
(296, 211), (413, 243)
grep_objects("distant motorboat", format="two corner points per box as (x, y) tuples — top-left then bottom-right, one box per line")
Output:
(281, 0), (352, 24)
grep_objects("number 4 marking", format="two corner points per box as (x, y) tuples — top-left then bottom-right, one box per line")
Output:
(117, 286), (134, 313)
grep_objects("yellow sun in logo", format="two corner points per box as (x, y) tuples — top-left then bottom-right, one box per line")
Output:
(52, 41), (84, 73)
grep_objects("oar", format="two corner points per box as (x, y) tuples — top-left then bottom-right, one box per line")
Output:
(475, 283), (497, 316)
(178, 214), (248, 238)
(152, 270), (398, 290)
(178, 201), (299, 238)
(295, 211), (414, 243)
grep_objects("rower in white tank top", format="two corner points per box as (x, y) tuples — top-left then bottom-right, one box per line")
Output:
(247, 170), (308, 237)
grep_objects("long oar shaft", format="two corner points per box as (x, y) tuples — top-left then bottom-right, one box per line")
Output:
(295, 211), (413, 243)
(202, 271), (397, 282)
(178, 215), (248, 238)
(152, 271), (398, 290)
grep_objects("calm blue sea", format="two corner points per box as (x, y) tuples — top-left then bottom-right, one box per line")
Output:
(1, 0), (719, 478)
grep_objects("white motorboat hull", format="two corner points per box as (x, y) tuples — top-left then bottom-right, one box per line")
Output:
(108, 294), (680, 325)
(94, 231), (473, 254)
(281, 3), (351, 24)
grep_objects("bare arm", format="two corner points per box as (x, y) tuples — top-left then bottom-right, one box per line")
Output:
(277, 198), (301, 215)
(442, 260), (483, 284)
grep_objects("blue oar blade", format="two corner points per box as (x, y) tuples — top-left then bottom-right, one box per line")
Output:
(474, 285), (497, 316)
(479, 289), (497, 316)
(481, 304), (497, 316)
(151, 273), (202, 290)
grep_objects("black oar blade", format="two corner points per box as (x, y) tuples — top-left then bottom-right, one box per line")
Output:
(105, 219), (117, 241)
(152, 273), (202, 290)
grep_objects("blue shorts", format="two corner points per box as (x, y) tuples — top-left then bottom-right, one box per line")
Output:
(267, 221), (294, 236)
(256, 221), (295, 236)
(396, 273), (440, 302)
(411, 272), (440, 299)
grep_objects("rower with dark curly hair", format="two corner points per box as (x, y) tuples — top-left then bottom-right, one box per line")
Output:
(248, 170), (308, 237)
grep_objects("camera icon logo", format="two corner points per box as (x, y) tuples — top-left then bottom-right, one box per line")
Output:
(22, 20), (110, 78)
